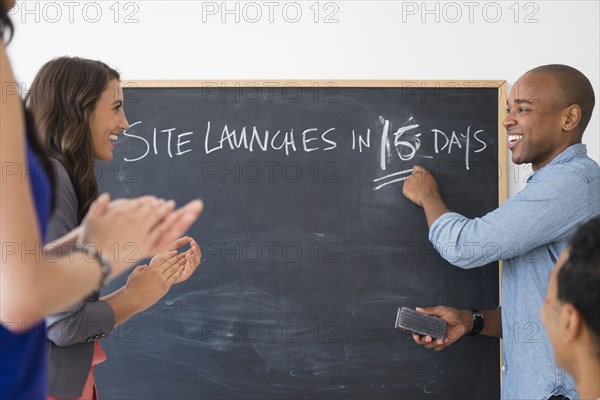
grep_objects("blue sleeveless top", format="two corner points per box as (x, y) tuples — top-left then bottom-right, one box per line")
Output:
(0, 142), (52, 399)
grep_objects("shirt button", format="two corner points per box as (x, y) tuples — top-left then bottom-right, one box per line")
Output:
(502, 364), (506, 373)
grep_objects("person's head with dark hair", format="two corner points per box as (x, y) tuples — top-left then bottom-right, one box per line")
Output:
(26, 56), (126, 223)
(503, 64), (595, 171)
(541, 215), (600, 399)
(558, 215), (600, 352)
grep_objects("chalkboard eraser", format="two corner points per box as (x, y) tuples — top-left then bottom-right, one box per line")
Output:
(395, 307), (447, 340)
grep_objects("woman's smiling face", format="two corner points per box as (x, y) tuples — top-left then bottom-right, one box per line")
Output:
(89, 79), (129, 161)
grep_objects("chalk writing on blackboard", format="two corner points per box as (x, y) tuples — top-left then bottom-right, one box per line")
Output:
(122, 115), (489, 191)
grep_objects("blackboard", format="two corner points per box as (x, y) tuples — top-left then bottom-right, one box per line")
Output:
(96, 81), (506, 400)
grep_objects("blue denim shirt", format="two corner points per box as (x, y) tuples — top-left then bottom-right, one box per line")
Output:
(429, 144), (600, 400)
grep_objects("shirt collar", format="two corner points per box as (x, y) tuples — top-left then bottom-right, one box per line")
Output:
(547, 143), (588, 165)
(526, 143), (587, 182)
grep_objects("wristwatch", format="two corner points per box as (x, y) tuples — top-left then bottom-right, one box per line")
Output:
(469, 309), (484, 335)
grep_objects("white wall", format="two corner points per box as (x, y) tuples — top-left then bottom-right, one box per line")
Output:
(8, 0), (599, 198)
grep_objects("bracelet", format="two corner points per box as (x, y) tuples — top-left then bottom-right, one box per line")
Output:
(75, 244), (111, 289)
(469, 309), (484, 335)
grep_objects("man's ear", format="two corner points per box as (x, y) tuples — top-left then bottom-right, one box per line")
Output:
(562, 303), (583, 343)
(562, 104), (582, 133)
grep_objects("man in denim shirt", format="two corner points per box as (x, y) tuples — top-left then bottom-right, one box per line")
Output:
(403, 64), (600, 400)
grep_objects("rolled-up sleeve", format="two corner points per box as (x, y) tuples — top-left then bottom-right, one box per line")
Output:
(429, 166), (593, 269)
(46, 300), (115, 346)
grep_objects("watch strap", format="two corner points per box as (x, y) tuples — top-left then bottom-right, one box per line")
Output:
(469, 309), (484, 335)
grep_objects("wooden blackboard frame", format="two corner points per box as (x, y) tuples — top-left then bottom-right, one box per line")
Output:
(113, 79), (509, 396)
